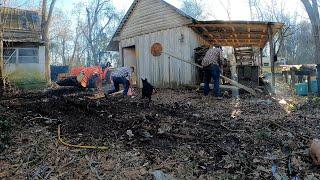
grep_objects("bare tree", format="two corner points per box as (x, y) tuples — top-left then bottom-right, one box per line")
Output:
(81, 0), (116, 66)
(300, 0), (320, 95)
(181, 0), (204, 19)
(50, 8), (73, 65)
(41, 0), (57, 82)
(218, 0), (232, 20)
(70, 24), (81, 66)
(0, 7), (3, 90)
(301, 0), (320, 63)
(247, 0), (264, 21)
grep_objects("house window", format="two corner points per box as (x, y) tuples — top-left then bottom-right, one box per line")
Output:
(4, 49), (17, 64)
(18, 48), (39, 63)
(3, 48), (39, 64)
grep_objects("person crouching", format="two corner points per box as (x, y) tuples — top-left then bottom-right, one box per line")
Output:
(108, 66), (134, 96)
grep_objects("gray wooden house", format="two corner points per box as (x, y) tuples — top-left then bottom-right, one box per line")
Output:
(1, 7), (45, 87)
(107, 0), (208, 87)
(107, 0), (283, 88)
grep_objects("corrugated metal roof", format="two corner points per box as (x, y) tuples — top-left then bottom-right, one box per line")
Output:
(1, 7), (41, 42)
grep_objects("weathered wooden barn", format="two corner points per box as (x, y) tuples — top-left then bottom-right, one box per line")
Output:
(107, 0), (208, 87)
(107, 0), (283, 88)
(1, 7), (45, 87)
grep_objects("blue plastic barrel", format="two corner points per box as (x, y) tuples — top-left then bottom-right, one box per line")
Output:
(295, 83), (308, 96)
(312, 80), (318, 93)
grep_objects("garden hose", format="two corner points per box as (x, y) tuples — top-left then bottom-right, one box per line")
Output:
(57, 124), (108, 150)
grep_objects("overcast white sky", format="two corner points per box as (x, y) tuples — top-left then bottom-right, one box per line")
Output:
(55, 0), (308, 21)
(110, 0), (307, 21)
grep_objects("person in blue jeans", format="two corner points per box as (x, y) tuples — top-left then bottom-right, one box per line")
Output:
(204, 64), (221, 96)
(201, 45), (225, 97)
(108, 66), (134, 96)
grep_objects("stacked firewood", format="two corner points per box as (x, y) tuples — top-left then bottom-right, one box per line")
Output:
(194, 46), (209, 83)
(194, 45), (210, 65)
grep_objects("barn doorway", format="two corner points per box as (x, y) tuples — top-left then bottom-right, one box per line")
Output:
(122, 46), (137, 86)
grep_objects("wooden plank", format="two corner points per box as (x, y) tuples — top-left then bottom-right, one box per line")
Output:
(190, 23), (269, 29)
(290, 69), (296, 89)
(260, 48), (263, 74)
(307, 75), (312, 96)
(128, 26), (196, 87)
(268, 25), (275, 87)
(120, 0), (191, 39)
(197, 30), (268, 36)
(163, 51), (203, 68)
(220, 75), (257, 96)
(163, 51), (257, 95)
(121, 20), (186, 39)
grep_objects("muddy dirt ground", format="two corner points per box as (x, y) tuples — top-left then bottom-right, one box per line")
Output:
(0, 87), (320, 179)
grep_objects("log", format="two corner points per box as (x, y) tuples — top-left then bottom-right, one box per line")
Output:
(162, 51), (203, 68)
(200, 83), (240, 91)
(220, 75), (257, 96)
(163, 51), (257, 96)
(307, 75), (312, 96)
(111, 90), (124, 96)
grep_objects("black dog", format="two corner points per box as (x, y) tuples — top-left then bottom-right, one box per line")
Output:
(141, 78), (154, 101)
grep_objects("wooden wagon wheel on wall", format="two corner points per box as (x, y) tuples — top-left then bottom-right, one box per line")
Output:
(151, 43), (163, 57)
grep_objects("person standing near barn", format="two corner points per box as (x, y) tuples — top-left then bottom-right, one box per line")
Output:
(201, 45), (225, 97)
(107, 66), (135, 96)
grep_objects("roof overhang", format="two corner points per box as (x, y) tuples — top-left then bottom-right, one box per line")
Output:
(106, 39), (120, 51)
(189, 20), (284, 48)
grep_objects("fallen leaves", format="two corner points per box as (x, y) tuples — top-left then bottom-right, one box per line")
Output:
(0, 88), (319, 179)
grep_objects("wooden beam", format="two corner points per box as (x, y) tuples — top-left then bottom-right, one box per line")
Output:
(260, 48), (263, 74)
(162, 52), (203, 68)
(194, 29), (267, 36)
(190, 24), (269, 29)
(162, 51), (258, 96)
(307, 75), (312, 96)
(268, 24), (275, 87)
(220, 75), (257, 96)
(209, 37), (267, 41)
(201, 26), (213, 38)
(235, 51), (254, 54)
(209, 41), (262, 46)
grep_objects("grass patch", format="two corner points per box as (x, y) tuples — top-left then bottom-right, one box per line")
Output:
(13, 80), (47, 89)
(6, 70), (47, 90)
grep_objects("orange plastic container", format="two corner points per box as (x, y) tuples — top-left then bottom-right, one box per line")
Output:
(71, 66), (103, 88)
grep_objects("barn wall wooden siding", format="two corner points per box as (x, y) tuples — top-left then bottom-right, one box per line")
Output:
(118, 0), (192, 40)
(119, 26), (208, 88)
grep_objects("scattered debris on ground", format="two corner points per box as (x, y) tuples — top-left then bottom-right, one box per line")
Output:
(0, 88), (320, 179)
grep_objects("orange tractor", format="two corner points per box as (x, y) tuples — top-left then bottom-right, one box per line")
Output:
(57, 66), (106, 88)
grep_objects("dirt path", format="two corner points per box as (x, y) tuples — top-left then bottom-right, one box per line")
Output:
(0, 89), (319, 179)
